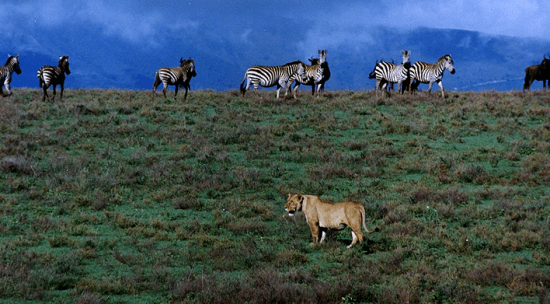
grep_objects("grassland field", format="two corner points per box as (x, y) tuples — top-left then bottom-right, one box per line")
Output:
(1, 88), (550, 303)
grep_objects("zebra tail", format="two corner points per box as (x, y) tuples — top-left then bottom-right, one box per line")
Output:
(37, 69), (43, 88)
(240, 74), (247, 96)
(368, 65), (377, 79)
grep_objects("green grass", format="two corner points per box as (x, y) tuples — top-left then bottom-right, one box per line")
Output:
(1, 88), (549, 303)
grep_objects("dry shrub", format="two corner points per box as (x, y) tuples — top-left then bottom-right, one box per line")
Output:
(75, 291), (103, 304)
(0, 156), (36, 175)
(515, 153), (550, 185)
(274, 249), (308, 267)
(225, 218), (267, 235)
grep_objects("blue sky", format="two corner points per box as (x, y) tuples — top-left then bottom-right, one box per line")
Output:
(2, 1), (550, 91)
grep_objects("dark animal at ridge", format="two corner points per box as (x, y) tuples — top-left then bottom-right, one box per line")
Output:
(290, 50), (330, 98)
(37, 56), (71, 102)
(0, 54), (22, 97)
(523, 56), (550, 91)
(153, 57), (197, 100)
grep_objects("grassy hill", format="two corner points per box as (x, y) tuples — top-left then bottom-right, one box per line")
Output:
(1, 88), (549, 303)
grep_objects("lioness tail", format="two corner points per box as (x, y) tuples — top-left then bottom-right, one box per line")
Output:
(361, 209), (377, 234)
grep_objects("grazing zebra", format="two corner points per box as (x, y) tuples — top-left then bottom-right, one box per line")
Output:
(290, 50), (331, 98)
(153, 57), (197, 100)
(368, 50), (411, 96)
(0, 54), (22, 97)
(240, 61), (307, 99)
(37, 56), (71, 102)
(409, 54), (456, 98)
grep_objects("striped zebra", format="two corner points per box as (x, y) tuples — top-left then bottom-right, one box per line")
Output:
(37, 56), (71, 102)
(153, 57), (197, 100)
(0, 54), (21, 97)
(240, 61), (307, 99)
(368, 50), (411, 96)
(290, 50), (330, 98)
(409, 54), (456, 98)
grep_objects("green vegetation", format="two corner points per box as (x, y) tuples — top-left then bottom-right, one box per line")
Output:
(1, 88), (549, 303)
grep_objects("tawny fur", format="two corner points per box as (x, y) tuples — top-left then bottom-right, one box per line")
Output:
(285, 194), (377, 248)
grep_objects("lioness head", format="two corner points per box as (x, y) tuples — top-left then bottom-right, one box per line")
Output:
(285, 194), (304, 216)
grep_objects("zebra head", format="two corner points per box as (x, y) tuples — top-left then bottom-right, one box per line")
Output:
(318, 50), (327, 64)
(401, 50), (411, 64)
(59, 56), (70, 75)
(443, 55), (455, 74)
(180, 57), (196, 78)
(7, 54), (21, 75)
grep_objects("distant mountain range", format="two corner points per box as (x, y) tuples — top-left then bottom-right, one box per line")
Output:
(3, 27), (550, 92)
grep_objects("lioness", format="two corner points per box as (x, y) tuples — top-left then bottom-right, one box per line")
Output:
(285, 194), (377, 248)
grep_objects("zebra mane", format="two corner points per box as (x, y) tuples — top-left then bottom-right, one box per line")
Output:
(4, 55), (16, 66)
(181, 58), (194, 66)
(437, 54), (452, 63)
(283, 60), (304, 66)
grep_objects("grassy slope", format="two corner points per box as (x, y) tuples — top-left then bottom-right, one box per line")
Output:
(1, 88), (549, 303)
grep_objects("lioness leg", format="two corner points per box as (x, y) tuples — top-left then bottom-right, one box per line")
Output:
(308, 223), (321, 246)
(348, 231), (365, 249)
(319, 229), (328, 244)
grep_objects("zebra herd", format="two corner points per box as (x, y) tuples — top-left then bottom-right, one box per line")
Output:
(10, 50), (550, 100)
(240, 50), (331, 99)
(369, 51), (456, 98)
(0, 51), (455, 100)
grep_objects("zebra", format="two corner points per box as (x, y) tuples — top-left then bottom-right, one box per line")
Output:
(409, 54), (456, 98)
(240, 61), (308, 99)
(153, 57), (197, 100)
(289, 50), (331, 98)
(0, 54), (22, 97)
(37, 56), (71, 102)
(368, 50), (411, 96)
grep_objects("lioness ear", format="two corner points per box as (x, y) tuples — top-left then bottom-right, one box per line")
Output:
(288, 193), (292, 199)
(296, 194), (303, 201)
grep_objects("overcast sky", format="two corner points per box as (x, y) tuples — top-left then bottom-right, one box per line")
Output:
(4, 1), (548, 49)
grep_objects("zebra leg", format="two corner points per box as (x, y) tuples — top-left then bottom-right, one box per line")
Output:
(174, 85), (179, 101)
(436, 80), (445, 98)
(316, 83), (322, 98)
(427, 81), (434, 94)
(152, 76), (161, 98)
(162, 83), (168, 98)
(52, 85), (57, 101)
(183, 86), (189, 100)
(381, 82), (390, 97)
(292, 82), (300, 99)
(60, 83), (65, 102)
(3, 83), (12, 97)
(42, 85), (49, 101)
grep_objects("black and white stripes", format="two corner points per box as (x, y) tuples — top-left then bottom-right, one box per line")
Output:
(240, 61), (307, 99)
(409, 54), (455, 98)
(0, 54), (21, 97)
(37, 56), (71, 102)
(369, 50), (410, 96)
(290, 50), (330, 98)
(153, 58), (197, 100)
